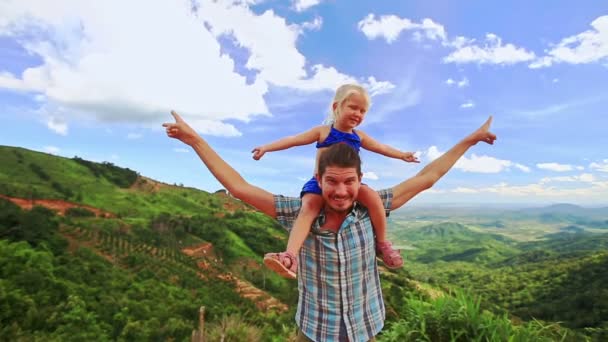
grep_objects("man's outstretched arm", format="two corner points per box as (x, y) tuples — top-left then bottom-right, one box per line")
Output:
(163, 111), (277, 218)
(391, 117), (497, 210)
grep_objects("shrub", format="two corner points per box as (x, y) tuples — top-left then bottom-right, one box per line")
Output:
(65, 207), (96, 218)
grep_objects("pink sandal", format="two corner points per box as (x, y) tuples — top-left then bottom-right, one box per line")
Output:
(263, 251), (297, 279)
(376, 241), (403, 269)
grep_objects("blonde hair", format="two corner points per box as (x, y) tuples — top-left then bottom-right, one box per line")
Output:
(323, 84), (371, 125)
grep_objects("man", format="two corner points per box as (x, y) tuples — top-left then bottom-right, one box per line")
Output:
(163, 112), (496, 342)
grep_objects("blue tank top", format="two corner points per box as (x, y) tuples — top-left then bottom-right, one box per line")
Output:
(315, 125), (361, 152)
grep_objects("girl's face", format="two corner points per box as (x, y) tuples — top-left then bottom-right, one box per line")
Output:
(334, 92), (368, 130)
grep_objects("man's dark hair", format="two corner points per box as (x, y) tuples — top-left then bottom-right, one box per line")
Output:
(318, 143), (362, 177)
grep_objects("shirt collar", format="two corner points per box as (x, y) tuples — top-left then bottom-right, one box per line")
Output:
(314, 202), (362, 230)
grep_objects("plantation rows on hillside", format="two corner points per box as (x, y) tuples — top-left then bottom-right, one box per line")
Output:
(0, 146), (600, 340)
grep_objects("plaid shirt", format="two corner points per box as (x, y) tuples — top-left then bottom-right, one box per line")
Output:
(274, 189), (393, 342)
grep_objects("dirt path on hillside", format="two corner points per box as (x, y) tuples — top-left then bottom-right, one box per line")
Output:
(2, 190), (288, 313)
(0, 194), (115, 217)
(55, 227), (289, 313)
(184, 243), (288, 313)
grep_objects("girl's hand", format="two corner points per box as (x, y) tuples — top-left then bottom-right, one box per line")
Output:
(402, 152), (420, 163)
(252, 146), (267, 160)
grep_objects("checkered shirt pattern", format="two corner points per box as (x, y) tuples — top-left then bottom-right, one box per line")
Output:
(274, 189), (393, 342)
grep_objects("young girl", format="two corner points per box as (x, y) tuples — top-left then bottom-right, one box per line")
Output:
(252, 84), (419, 279)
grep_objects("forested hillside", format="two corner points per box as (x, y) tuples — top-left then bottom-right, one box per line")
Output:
(392, 210), (608, 341)
(0, 146), (597, 340)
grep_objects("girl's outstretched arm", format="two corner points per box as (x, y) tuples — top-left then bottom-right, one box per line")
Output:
(252, 126), (322, 160)
(358, 130), (420, 163)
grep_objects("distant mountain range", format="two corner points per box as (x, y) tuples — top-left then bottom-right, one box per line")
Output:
(393, 203), (608, 228)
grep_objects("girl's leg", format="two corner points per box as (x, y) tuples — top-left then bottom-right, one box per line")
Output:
(286, 193), (323, 255)
(264, 193), (323, 279)
(358, 185), (389, 243)
(358, 185), (403, 269)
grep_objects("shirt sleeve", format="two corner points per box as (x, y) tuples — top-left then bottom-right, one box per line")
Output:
(377, 188), (393, 217)
(273, 195), (302, 232)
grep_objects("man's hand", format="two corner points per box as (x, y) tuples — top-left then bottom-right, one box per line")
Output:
(467, 116), (497, 146)
(162, 111), (200, 146)
(251, 146), (267, 160)
(401, 151), (420, 163)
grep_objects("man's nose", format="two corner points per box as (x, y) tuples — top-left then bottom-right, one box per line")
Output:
(334, 183), (347, 196)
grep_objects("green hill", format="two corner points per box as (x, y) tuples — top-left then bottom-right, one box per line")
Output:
(0, 146), (302, 340)
(0, 146), (592, 341)
(1, 145), (232, 218)
(393, 217), (608, 339)
(395, 222), (519, 264)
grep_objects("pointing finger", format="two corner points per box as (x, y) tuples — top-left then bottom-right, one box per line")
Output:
(171, 110), (183, 123)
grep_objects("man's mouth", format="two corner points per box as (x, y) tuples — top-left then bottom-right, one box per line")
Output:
(331, 197), (348, 205)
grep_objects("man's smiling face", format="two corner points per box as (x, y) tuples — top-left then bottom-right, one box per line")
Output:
(317, 165), (361, 213)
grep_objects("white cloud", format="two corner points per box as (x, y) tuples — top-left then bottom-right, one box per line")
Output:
(174, 148), (190, 153)
(202, 2), (391, 91)
(460, 101), (475, 109)
(425, 146), (522, 174)
(441, 178), (608, 204)
(540, 173), (595, 184)
(455, 154), (512, 173)
(457, 77), (469, 88)
(445, 77), (469, 88)
(363, 171), (379, 180)
(514, 163), (531, 173)
(536, 162), (576, 172)
(356, 14), (606, 69)
(426, 146), (443, 160)
(358, 14), (446, 44)
(47, 116), (68, 135)
(452, 187), (479, 194)
(288, 65), (396, 96)
(127, 133), (142, 140)
(367, 77), (420, 123)
(363, 76), (396, 96)
(0, 1), (391, 137)
(298, 16), (323, 31)
(0, 71), (44, 91)
(552, 78), (559, 83)
(293, 0), (321, 12)
(475, 182), (562, 196)
(0, 0), (269, 137)
(514, 97), (602, 118)
(590, 159), (608, 172)
(529, 15), (608, 68)
(43, 146), (60, 154)
(187, 118), (243, 137)
(444, 33), (536, 65)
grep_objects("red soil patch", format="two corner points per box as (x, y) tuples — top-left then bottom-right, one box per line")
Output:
(129, 176), (167, 193)
(182, 242), (214, 258)
(0, 194), (115, 218)
(215, 190), (255, 213)
(184, 242), (288, 313)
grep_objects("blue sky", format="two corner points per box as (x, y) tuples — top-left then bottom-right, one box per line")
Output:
(1, 1), (607, 206)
